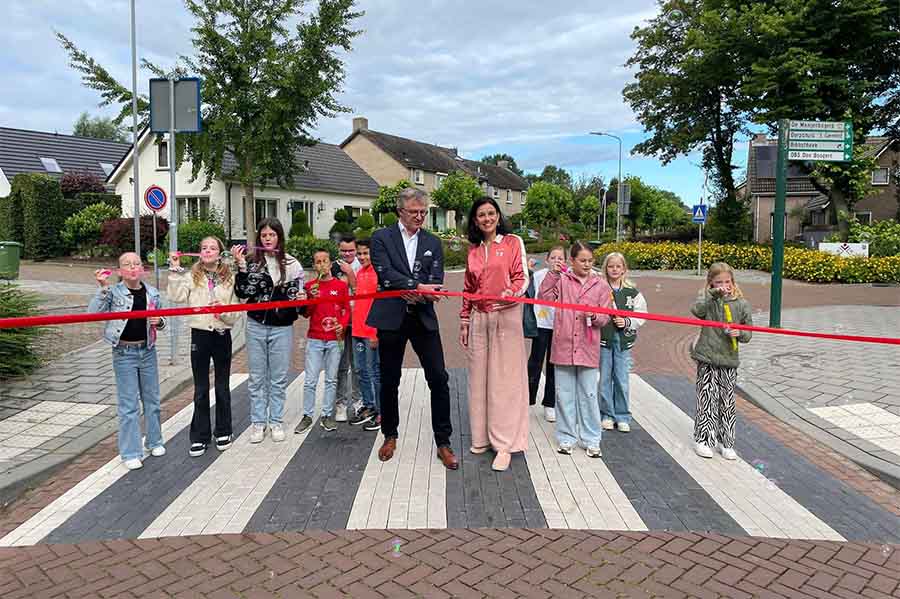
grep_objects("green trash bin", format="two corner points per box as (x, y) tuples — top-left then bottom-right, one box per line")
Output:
(0, 241), (23, 280)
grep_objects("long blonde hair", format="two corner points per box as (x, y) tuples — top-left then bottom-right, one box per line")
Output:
(706, 261), (743, 298)
(191, 236), (233, 287)
(600, 252), (636, 289)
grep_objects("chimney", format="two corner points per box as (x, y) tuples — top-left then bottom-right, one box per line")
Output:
(352, 117), (368, 133)
(449, 147), (458, 156)
(497, 160), (510, 170)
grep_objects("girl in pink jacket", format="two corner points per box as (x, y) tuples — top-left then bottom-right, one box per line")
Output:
(538, 241), (612, 457)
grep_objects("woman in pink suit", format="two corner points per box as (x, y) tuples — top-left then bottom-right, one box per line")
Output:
(459, 196), (530, 472)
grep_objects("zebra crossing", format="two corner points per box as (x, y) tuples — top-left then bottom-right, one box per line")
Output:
(2, 368), (898, 547)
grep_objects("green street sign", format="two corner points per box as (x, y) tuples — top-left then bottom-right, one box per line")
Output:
(786, 120), (853, 162)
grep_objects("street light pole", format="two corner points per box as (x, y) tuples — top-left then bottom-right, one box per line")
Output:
(589, 131), (623, 242)
(129, 0), (140, 255)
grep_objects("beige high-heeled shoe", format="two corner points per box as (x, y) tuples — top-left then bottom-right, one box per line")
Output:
(492, 451), (511, 471)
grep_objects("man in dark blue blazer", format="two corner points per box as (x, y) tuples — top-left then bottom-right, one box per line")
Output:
(367, 188), (458, 469)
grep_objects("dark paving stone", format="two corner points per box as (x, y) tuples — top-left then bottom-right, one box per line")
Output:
(244, 393), (377, 533)
(447, 368), (547, 530)
(643, 374), (900, 543)
(44, 376), (262, 543)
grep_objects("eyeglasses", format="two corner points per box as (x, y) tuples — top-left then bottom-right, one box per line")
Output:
(401, 208), (428, 217)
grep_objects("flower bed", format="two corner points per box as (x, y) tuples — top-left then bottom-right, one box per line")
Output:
(593, 241), (900, 284)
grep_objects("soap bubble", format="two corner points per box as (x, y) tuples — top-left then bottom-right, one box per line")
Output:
(655, 284), (662, 293)
(450, 239), (461, 252)
(882, 545), (892, 558)
(751, 459), (766, 473)
(390, 538), (403, 557)
(765, 477), (779, 491)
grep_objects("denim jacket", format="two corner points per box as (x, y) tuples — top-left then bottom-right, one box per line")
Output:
(88, 282), (166, 348)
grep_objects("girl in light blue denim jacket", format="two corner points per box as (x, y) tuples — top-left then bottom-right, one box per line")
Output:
(88, 252), (167, 471)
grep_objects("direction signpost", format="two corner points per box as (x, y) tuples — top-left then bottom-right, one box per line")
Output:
(770, 119), (853, 328)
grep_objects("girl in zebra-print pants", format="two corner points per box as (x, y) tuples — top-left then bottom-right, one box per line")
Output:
(689, 263), (753, 460)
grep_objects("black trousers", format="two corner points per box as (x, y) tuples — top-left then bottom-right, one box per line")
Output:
(189, 328), (233, 443)
(527, 328), (556, 407)
(377, 311), (452, 447)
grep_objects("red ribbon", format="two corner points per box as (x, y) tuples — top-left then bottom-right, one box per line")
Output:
(0, 289), (898, 347)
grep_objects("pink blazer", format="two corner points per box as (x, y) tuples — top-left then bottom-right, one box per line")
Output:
(538, 270), (611, 368)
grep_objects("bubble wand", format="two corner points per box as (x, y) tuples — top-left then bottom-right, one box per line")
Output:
(723, 303), (738, 351)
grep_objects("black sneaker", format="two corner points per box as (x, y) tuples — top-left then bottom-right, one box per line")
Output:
(215, 435), (232, 451)
(189, 442), (207, 457)
(350, 407), (375, 426)
(320, 415), (337, 431)
(294, 415), (313, 434)
(363, 415), (381, 432)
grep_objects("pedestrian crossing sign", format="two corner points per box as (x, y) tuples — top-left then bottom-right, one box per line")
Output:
(692, 204), (708, 224)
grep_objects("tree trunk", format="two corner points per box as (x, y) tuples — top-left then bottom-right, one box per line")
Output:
(829, 188), (851, 241)
(242, 156), (256, 245)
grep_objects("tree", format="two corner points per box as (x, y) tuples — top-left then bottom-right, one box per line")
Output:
(480, 153), (524, 176)
(60, 172), (106, 198)
(72, 112), (128, 142)
(522, 181), (572, 228)
(431, 171), (482, 230)
(537, 165), (573, 190)
(579, 195), (601, 231)
(372, 180), (412, 217)
(58, 0), (363, 244)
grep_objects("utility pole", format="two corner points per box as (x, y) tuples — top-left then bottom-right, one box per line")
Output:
(129, 0), (140, 255)
(589, 131), (623, 241)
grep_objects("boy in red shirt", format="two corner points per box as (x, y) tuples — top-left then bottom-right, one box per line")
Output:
(348, 239), (381, 431)
(294, 249), (350, 434)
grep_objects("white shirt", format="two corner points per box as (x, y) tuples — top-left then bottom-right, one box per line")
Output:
(532, 268), (556, 329)
(398, 223), (419, 273)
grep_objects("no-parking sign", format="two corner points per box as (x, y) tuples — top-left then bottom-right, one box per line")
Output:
(144, 185), (167, 212)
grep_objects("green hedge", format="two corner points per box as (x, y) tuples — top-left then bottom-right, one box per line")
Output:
(594, 241), (900, 284)
(0, 189), (24, 244)
(175, 219), (227, 254)
(61, 203), (120, 255)
(285, 236), (338, 267)
(67, 192), (121, 218)
(15, 174), (66, 260)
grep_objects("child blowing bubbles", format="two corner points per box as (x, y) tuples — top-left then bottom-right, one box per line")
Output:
(538, 241), (611, 458)
(690, 262), (753, 460)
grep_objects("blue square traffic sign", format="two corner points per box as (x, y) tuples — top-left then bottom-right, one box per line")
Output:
(692, 204), (708, 224)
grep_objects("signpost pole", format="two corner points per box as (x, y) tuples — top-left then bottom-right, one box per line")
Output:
(168, 78), (178, 365)
(770, 119), (789, 328)
(153, 213), (159, 291)
(697, 222), (703, 276)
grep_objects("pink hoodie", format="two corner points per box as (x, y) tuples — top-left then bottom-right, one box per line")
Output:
(538, 269), (612, 368)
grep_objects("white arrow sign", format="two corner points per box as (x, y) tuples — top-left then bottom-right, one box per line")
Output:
(788, 120), (845, 131)
(788, 150), (850, 162)
(788, 141), (848, 151)
(789, 130), (847, 141)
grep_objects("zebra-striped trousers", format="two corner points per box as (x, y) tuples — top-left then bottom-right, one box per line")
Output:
(694, 362), (738, 449)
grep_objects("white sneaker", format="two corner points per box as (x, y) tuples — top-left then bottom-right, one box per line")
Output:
(586, 446), (603, 458)
(557, 444), (573, 455)
(249, 423), (266, 444)
(720, 447), (737, 460)
(271, 423), (286, 442)
(123, 458), (143, 470)
(544, 407), (557, 422)
(616, 422), (631, 433)
(601, 418), (615, 430)
(150, 445), (166, 457)
(695, 443), (714, 458)
(335, 404), (348, 422)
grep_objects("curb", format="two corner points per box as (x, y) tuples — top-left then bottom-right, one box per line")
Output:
(738, 382), (900, 491)
(0, 322), (247, 509)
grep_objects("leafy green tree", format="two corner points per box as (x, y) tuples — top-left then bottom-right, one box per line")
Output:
(522, 181), (573, 227)
(58, 0), (363, 244)
(537, 165), (573, 190)
(372, 180), (412, 217)
(579, 195), (601, 230)
(480, 153), (524, 176)
(431, 171), (482, 230)
(72, 112), (128, 142)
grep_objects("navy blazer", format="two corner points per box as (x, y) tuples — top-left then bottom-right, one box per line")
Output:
(366, 224), (444, 332)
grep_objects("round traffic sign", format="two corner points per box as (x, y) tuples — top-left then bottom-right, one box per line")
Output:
(144, 185), (167, 212)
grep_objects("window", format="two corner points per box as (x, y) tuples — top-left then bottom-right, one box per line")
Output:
(291, 200), (314, 228)
(343, 205), (371, 219)
(872, 167), (890, 185)
(177, 196), (210, 222)
(769, 213), (787, 239)
(410, 168), (424, 184)
(811, 211), (828, 226)
(99, 162), (114, 177)
(491, 186), (499, 200)
(521, 191), (526, 205)
(157, 141), (169, 169)
(39, 157), (61, 173)
(853, 211), (873, 225)
(435, 173), (447, 188)
(506, 189), (512, 204)
(256, 198), (278, 223)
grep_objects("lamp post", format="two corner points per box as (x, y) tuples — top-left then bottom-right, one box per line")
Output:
(129, 0), (140, 254)
(589, 131), (623, 242)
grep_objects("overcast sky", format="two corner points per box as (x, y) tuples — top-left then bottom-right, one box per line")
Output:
(2, 0), (723, 205)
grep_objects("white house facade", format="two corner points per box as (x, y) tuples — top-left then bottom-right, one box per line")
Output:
(107, 130), (379, 241)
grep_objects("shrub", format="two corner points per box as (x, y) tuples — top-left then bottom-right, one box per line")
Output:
(0, 189), (24, 244)
(592, 241), (900, 284)
(68, 192), (121, 217)
(60, 172), (105, 198)
(441, 239), (467, 269)
(61, 203), (120, 255)
(17, 173), (66, 260)
(354, 212), (375, 238)
(0, 283), (46, 379)
(847, 218), (900, 257)
(290, 210), (312, 237)
(100, 216), (169, 258)
(381, 213), (398, 228)
(175, 219), (227, 254)
(285, 236), (337, 267)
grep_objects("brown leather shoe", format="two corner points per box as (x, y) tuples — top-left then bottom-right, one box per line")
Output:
(378, 437), (397, 462)
(436, 446), (459, 470)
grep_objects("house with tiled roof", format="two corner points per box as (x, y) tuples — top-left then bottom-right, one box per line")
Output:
(744, 133), (898, 245)
(106, 128), (379, 241)
(0, 127), (130, 196)
(341, 117), (528, 231)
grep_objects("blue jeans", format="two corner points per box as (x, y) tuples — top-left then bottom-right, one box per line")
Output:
(353, 337), (381, 413)
(112, 344), (163, 461)
(246, 319), (293, 425)
(303, 338), (342, 418)
(600, 344), (633, 424)
(555, 365), (602, 448)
